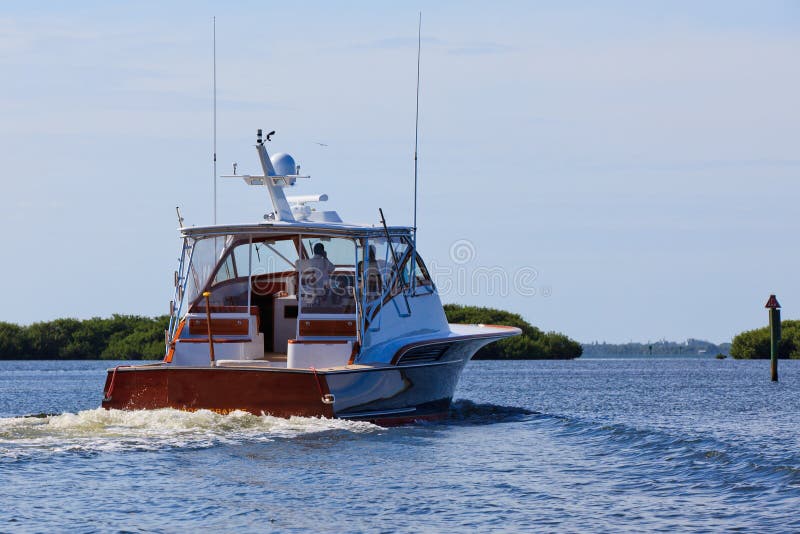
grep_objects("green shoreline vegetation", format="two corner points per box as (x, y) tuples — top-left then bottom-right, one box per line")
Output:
(443, 304), (582, 360)
(0, 305), (583, 361)
(0, 315), (169, 360)
(730, 320), (800, 359)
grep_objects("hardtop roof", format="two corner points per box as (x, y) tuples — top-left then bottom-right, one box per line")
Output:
(180, 220), (413, 239)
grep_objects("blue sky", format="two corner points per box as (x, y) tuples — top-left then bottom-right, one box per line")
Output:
(1, 1), (798, 343)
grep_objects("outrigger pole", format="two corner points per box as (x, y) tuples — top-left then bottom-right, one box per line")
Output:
(412, 12), (422, 292)
(212, 16), (218, 225)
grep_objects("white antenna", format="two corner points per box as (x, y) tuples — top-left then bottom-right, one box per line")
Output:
(212, 16), (217, 225)
(412, 12), (422, 291)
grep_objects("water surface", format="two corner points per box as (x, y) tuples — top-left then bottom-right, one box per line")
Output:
(1, 358), (799, 532)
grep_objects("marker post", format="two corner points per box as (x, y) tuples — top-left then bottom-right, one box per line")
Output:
(765, 294), (781, 382)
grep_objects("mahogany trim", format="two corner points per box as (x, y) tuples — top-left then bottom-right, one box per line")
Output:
(178, 338), (252, 344)
(191, 305), (260, 315)
(288, 339), (349, 345)
(189, 318), (249, 336)
(101, 365), (334, 418)
(298, 319), (357, 337)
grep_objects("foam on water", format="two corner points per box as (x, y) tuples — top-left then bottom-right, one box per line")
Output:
(0, 408), (380, 460)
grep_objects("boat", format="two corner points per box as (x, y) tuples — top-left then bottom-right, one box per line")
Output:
(101, 129), (520, 424)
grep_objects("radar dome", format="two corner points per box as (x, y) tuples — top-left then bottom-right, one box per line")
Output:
(270, 153), (297, 176)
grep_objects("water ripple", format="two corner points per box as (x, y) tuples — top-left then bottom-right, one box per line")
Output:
(446, 399), (538, 424)
(521, 408), (800, 507)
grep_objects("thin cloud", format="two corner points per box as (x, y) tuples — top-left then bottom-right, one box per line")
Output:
(447, 42), (514, 55)
(352, 36), (443, 50)
(352, 36), (512, 56)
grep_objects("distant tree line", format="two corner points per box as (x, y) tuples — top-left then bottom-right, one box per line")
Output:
(581, 339), (731, 357)
(730, 320), (800, 359)
(443, 304), (582, 359)
(0, 315), (169, 360)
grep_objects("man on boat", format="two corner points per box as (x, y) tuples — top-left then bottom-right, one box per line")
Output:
(298, 243), (335, 304)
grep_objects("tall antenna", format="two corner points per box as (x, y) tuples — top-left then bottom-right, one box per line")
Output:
(212, 16), (218, 225)
(412, 12), (422, 291)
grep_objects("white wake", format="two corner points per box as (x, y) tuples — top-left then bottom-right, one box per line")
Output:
(0, 408), (379, 459)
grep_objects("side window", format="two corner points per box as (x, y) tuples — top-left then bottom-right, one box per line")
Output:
(232, 245), (250, 277)
(301, 237), (355, 268)
(214, 253), (236, 284)
(398, 245), (433, 291)
(190, 237), (250, 310)
(251, 239), (299, 276)
(411, 254), (433, 287)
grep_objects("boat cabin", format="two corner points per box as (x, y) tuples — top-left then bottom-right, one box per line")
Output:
(166, 226), (438, 368)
